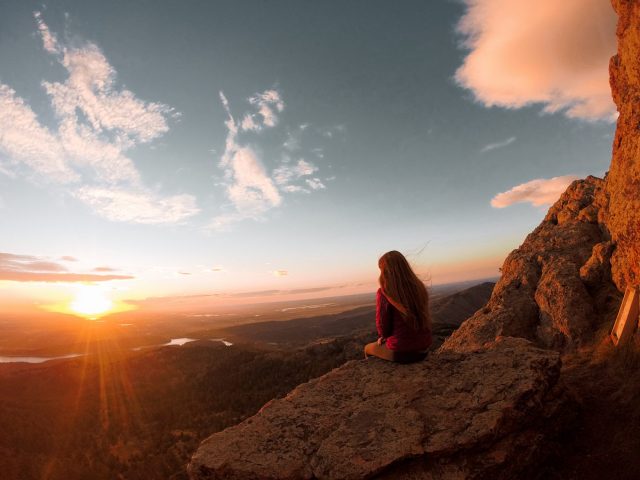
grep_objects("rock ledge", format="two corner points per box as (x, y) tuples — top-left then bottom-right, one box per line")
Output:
(189, 337), (564, 480)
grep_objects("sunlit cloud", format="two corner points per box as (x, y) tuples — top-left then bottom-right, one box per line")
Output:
(273, 159), (318, 187)
(0, 12), (199, 224)
(211, 90), (328, 229)
(249, 90), (284, 128)
(33, 11), (60, 54)
(455, 0), (616, 121)
(491, 175), (579, 208)
(0, 252), (134, 283)
(60, 256), (78, 262)
(0, 85), (78, 183)
(273, 269), (288, 277)
(214, 91), (282, 227)
(93, 266), (117, 272)
(74, 186), (199, 224)
(305, 178), (326, 190)
(480, 136), (516, 153)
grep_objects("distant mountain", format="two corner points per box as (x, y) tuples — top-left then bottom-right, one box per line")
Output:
(430, 281), (495, 348)
(220, 281), (495, 348)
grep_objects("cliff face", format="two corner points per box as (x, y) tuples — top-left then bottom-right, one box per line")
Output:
(189, 2), (640, 478)
(606, 0), (640, 290)
(442, 176), (620, 353)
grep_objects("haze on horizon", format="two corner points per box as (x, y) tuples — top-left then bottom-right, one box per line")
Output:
(0, 0), (617, 320)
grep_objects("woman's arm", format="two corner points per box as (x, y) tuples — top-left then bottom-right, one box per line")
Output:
(376, 288), (393, 339)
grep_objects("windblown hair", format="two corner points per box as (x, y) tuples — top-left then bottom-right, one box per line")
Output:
(378, 250), (431, 331)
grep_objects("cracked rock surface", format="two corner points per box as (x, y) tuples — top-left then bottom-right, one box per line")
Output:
(188, 337), (565, 480)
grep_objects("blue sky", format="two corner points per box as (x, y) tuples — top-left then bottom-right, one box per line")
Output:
(0, 0), (617, 314)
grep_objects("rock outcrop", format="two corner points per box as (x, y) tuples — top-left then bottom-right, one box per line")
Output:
(189, 337), (569, 480)
(605, 0), (640, 290)
(441, 176), (620, 353)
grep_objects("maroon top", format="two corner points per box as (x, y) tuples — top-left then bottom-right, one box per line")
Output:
(376, 288), (432, 352)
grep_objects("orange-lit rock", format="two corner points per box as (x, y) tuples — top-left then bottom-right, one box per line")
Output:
(442, 176), (620, 352)
(604, 0), (640, 290)
(189, 337), (568, 480)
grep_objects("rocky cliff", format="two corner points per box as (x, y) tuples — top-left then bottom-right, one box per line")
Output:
(441, 176), (620, 353)
(188, 1), (639, 478)
(605, 0), (640, 290)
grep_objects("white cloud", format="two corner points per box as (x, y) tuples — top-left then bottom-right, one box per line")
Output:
(281, 185), (308, 193)
(491, 175), (579, 208)
(33, 11), (60, 54)
(306, 178), (326, 190)
(247, 89), (284, 129)
(0, 13), (199, 224)
(480, 136), (516, 153)
(215, 91), (282, 225)
(226, 147), (282, 214)
(211, 90), (327, 229)
(73, 186), (199, 224)
(240, 114), (259, 131)
(273, 159), (317, 185)
(455, 0), (617, 121)
(0, 85), (78, 182)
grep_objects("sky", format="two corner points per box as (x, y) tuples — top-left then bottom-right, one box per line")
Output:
(0, 0), (618, 318)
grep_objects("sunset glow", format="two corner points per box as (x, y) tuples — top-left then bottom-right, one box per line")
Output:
(70, 287), (113, 319)
(0, 1), (615, 320)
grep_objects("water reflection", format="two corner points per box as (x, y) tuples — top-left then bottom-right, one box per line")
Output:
(1, 338), (233, 363)
(0, 353), (83, 364)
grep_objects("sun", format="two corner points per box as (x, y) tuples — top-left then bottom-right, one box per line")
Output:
(70, 287), (114, 319)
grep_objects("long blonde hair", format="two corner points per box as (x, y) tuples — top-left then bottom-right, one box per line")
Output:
(378, 250), (431, 331)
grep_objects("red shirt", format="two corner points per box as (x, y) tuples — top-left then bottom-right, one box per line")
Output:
(376, 288), (432, 352)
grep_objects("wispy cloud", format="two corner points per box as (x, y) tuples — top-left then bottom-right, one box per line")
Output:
(93, 266), (117, 272)
(212, 90), (327, 229)
(491, 175), (579, 208)
(305, 178), (326, 190)
(273, 159), (317, 187)
(0, 12), (199, 224)
(0, 85), (78, 183)
(0, 252), (134, 283)
(73, 186), (199, 225)
(455, 0), (616, 121)
(480, 136), (516, 153)
(272, 269), (288, 277)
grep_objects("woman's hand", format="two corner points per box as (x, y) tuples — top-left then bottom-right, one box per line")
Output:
(377, 337), (386, 346)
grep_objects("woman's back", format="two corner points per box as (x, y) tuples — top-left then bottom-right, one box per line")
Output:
(376, 288), (432, 352)
(365, 250), (432, 363)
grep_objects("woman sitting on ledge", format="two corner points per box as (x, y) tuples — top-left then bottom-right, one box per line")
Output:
(364, 250), (432, 363)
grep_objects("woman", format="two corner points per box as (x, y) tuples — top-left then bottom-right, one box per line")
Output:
(364, 250), (432, 363)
